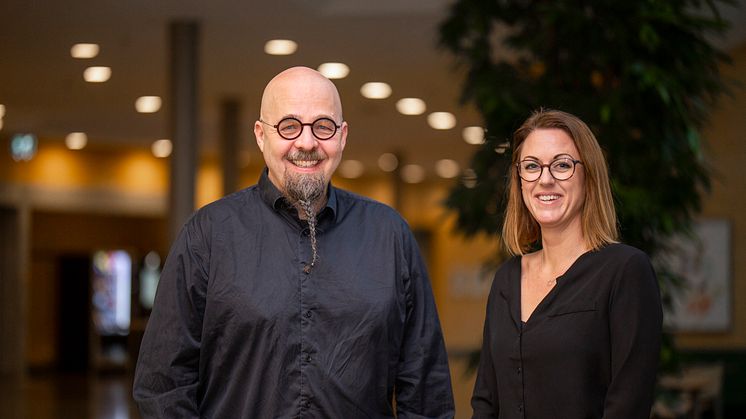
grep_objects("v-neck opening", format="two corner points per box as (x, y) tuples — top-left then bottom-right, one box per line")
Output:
(516, 248), (595, 325)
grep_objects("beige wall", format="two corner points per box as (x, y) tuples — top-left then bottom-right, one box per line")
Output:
(675, 41), (746, 349)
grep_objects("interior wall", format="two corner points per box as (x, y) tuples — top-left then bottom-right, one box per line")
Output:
(676, 41), (746, 349)
(0, 206), (24, 375)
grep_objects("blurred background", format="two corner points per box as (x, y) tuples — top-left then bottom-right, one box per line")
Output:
(0, 0), (744, 418)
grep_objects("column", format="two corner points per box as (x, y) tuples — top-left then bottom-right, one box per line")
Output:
(168, 21), (200, 242)
(220, 98), (241, 195)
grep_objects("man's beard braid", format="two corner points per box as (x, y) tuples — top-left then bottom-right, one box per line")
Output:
(283, 152), (326, 273)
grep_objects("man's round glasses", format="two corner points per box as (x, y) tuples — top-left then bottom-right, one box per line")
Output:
(516, 157), (583, 182)
(260, 117), (341, 141)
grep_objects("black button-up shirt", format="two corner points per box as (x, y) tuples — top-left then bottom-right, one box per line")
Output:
(471, 244), (662, 419)
(134, 170), (454, 418)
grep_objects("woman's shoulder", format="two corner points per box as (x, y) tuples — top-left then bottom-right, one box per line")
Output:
(593, 242), (649, 261)
(491, 255), (522, 287)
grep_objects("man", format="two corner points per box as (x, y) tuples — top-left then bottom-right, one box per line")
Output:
(133, 66), (454, 418)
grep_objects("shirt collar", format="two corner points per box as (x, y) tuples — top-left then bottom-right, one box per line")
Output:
(257, 167), (338, 222)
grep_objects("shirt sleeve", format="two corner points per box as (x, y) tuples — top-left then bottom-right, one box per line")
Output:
(395, 228), (455, 419)
(603, 250), (662, 419)
(471, 282), (499, 419)
(132, 216), (210, 418)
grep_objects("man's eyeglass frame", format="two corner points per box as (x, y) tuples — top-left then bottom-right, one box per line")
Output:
(259, 117), (342, 141)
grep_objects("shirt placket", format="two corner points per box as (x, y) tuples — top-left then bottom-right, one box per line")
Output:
(298, 226), (315, 415)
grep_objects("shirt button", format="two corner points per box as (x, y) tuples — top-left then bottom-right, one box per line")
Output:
(305, 353), (312, 363)
(304, 310), (312, 318)
(517, 367), (522, 374)
(303, 400), (311, 408)
(518, 403), (523, 412)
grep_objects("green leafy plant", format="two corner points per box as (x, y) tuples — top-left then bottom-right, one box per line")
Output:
(440, 0), (732, 372)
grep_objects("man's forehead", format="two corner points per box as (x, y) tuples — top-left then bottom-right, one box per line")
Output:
(262, 73), (342, 118)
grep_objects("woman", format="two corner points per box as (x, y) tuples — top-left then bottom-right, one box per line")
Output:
(472, 109), (662, 419)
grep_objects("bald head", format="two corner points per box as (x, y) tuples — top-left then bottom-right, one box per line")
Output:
(260, 66), (343, 121)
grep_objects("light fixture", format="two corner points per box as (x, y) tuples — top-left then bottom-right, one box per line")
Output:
(395, 98), (426, 115)
(65, 132), (88, 150)
(0, 104), (5, 118)
(264, 39), (298, 55)
(378, 153), (399, 172)
(427, 112), (456, 130)
(401, 164), (425, 184)
(10, 133), (37, 162)
(462, 126), (486, 144)
(70, 43), (99, 59)
(318, 63), (350, 79)
(83, 66), (111, 83)
(151, 139), (172, 158)
(360, 82), (392, 99)
(135, 96), (162, 113)
(338, 160), (364, 179)
(435, 159), (460, 179)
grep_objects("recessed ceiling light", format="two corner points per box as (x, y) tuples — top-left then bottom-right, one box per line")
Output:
(378, 153), (399, 172)
(318, 63), (350, 79)
(83, 66), (111, 83)
(435, 159), (460, 179)
(65, 132), (88, 150)
(264, 39), (298, 55)
(401, 164), (425, 184)
(339, 160), (364, 178)
(463, 126), (485, 144)
(360, 82), (392, 99)
(70, 43), (99, 59)
(427, 112), (456, 130)
(396, 98), (426, 115)
(151, 139), (173, 158)
(135, 96), (162, 113)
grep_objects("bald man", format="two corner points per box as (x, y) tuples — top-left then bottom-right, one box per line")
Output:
(133, 67), (454, 418)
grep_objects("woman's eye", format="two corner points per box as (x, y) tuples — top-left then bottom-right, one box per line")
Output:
(553, 160), (572, 170)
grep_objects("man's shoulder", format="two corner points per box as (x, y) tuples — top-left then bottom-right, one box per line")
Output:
(188, 185), (263, 224)
(334, 187), (405, 224)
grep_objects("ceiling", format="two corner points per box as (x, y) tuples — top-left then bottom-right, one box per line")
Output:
(1, 0), (744, 178)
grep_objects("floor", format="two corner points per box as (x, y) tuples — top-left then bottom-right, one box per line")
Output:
(0, 372), (141, 419)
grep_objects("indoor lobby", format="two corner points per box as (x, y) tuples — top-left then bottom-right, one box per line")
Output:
(1, 1), (745, 418)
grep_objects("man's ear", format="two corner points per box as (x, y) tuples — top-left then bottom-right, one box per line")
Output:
(254, 121), (265, 152)
(339, 121), (348, 151)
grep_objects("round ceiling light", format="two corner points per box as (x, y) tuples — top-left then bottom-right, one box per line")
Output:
(318, 63), (350, 79)
(427, 112), (456, 130)
(360, 82), (392, 99)
(264, 39), (298, 55)
(396, 98), (426, 115)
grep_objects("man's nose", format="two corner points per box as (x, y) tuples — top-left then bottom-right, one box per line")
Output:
(293, 127), (317, 150)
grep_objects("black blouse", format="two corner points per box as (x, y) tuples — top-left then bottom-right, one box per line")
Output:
(472, 244), (662, 419)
